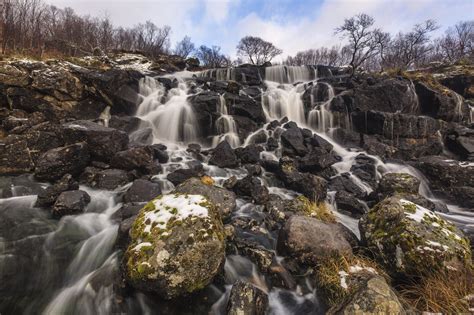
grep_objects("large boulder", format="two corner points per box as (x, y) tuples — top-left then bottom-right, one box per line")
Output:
(62, 120), (129, 162)
(376, 173), (420, 199)
(209, 140), (239, 168)
(52, 190), (91, 218)
(277, 215), (352, 265)
(123, 193), (225, 299)
(80, 167), (132, 190)
(232, 176), (269, 205)
(36, 174), (79, 207)
(34, 142), (90, 181)
(280, 126), (308, 157)
(226, 93), (266, 123)
(0, 139), (35, 175)
(173, 177), (236, 220)
(226, 281), (268, 315)
(110, 146), (157, 173)
(444, 124), (474, 161)
(359, 197), (472, 277)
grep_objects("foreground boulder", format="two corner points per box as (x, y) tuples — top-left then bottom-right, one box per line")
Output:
(123, 193), (225, 299)
(209, 140), (239, 168)
(34, 142), (90, 181)
(277, 215), (352, 265)
(174, 177), (236, 220)
(123, 179), (162, 203)
(36, 173), (79, 207)
(359, 197), (471, 277)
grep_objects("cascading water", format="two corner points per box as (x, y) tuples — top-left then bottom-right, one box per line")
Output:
(265, 65), (317, 84)
(133, 76), (200, 145)
(212, 95), (240, 148)
(262, 81), (307, 124)
(307, 82), (336, 132)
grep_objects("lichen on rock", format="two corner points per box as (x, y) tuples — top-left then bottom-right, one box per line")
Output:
(123, 193), (225, 299)
(359, 196), (472, 277)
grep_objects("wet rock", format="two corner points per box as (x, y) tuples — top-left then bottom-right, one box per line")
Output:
(266, 137), (279, 151)
(129, 127), (153, 145)
(350, 154), (377, 187)
(52, 190), (91, 218)
(277, 215), (353, 265)
(62, 120), (129, 162)
(444, 125), (474, 161)
(123, 179), (162, 203)
(232, 176), (269, 205)
(167, 164), (205, 186)
(233, 115), (259, 141)
(278, 157), (327, 202)
(34, 142), (90, 181)
(110, 146), (156, 173)
(310, 134), (334, 152)
(235, 144), (263, 164)
(188, 91), (220, 136)
(376, 173), (420, 199)
(245, 164), (262, 176)
(298, 148), (337, 173)
(0, 140), (35, 175)
(329, 174), (367, 199)
(150, 144), (169, 163)
(280, 126), (308, 157)
(123, 193), (225, 299)
(174, 177), (236, 220)
(226, 281), (268, 315)
(209, 140), (239, 168)
(226, 94), (266, 123)
(359, 197), (472, 277)
(412, 156), (474, 209)
(81, 167), (132, 190)
(36, 174), (79, 207)
(108, 115), (143, 133)
(335, 191), (368, 218)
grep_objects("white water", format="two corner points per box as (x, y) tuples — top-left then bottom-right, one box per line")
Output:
(212, 95), (240, 148)
(307, 82), (336, 132)
(265, 65), (317, 84)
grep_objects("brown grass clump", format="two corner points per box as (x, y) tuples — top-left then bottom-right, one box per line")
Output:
(315, 253), (387, 306)
(296, 195), (336, 223)
(397, 268), (473, 313)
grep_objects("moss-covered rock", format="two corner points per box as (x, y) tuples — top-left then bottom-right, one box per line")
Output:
(315, 255), (405, 314)
(123, 193), (225, 299)
(359, 197), (471, 277)
(376, 173), (420, 197)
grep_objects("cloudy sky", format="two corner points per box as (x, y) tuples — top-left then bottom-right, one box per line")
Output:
(48, 0), (473, 61)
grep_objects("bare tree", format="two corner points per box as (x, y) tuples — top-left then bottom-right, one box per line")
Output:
(439, 20), (473, 62)
(335, 13), (380, 75)
(174, 35), (194, 58)
(196, 45), (230, 68)
(236, 36), (282, 65)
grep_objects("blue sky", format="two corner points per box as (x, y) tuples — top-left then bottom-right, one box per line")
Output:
(49, 0), (474, 61)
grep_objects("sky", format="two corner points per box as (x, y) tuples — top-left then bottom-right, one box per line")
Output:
(48, 0), (474, 62)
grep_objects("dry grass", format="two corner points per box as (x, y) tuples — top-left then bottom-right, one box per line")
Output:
(297, 196), (336, 223)
(397, 268), (473, 313)
(315, 253), (387, 306)
(200, 175), (215, 186)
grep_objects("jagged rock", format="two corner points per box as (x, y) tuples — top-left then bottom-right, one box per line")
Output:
(81, 167), (132, 190)
(226, 281), (268, 315)
(150, 144), (169, 163)
(444, 125), (474, 161)
(298, 148), (337, 173)
(277, 215), (352, 265)
(123, 179), (162, 203)
(329, 174), (367, 199)
(188, 91), (220, 136)
(350, 154), (377, 187)
(34, 142), (90, 181)
(62, 120), (129, 162)
(359, 197), (472, 276)
(123, 193), (225, 299)
(335, 191), (368, 218)
(278, 157), (327, 202)
(174, 177), (236, 219)
(412, 156), (474, 209)
(376, 173), (420, 199)
(226, 94), (266, 123)
(52, 190), (91, 217)
(0, 140), (35, 175)
(235, 144), (263, 164)
(36, 174), (79, 207)
(110, 146), (157, 173)
(232, 176), (269, 205)
(109, 115), (144, 133)
(280, 126), (308, 157)
(209, 140), (239, 168)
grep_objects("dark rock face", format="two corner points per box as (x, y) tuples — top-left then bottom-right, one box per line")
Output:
(277, 215), (353, 265)
(188, 91), (220, 136)
(36, 174), (79, 207)
(80, 167), (132, 190)
(110, 146), (156, 173)
(123, 179), (162, 203)
(415, 81), (469, 123)
(335, 191), (368, 218)
(280, 126), (308, 157)
(0, 140), (35, 175)
(108, 115), (144, 133)
(209, 140), (239, 168)
(35, 142), (90, 181)
(444, 124), (474, 161)
(226, 281), (268, 315)
(298, 148), (337, 173)
(377, 173), (420, 198)
(52, 190), (91, 217)
(350, 154), (377, 188)
(235, 144), (263, 164)
(232, 176), (269, 205)
(166, 163), (204, 186)
(226, 94), (266, 123)
(439, 71), (474, 99)
(278, 157), (327, 202)
(413, 156), (474, 209)
(62, 120), (129, 162)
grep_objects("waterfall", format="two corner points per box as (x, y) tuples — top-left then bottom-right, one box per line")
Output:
(307, 82), (336, 132)
(199, 68), (236, 81)
(264, 65), (316, 83)
(133, 76), (199, 145)
(212, 95), (240, 148)
(262, 81), (307, 125)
